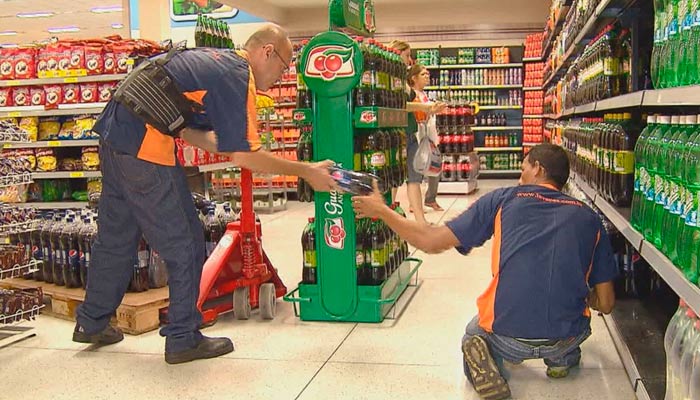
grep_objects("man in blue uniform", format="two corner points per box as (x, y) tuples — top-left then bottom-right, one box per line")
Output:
(352, 144), (617, 400)
(73, 24), (336, 365)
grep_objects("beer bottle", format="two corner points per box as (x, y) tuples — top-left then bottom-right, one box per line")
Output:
(195, 14), (205, 47)
(302, 218), (317, 284)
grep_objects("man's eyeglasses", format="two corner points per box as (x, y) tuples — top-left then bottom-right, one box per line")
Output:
(271, 47), (290, 72)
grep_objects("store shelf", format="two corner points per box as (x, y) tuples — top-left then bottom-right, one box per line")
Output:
(0, 173), (32, 188)
(354, 107), (407, 128)
(425, 63), (523, 70)
(437, 180), (478, 195)
(523, 57), (543, 62)
(474, 147), (522, 152)
(0, 305), (44, 326)
(425, 85), (523, 90)
(0, 74), (126, 88)
(0, 260), (42, 280)
(596, 91), (645, 111)
(479, 169), (521, 175)
(31, 171), (101, 179)
(523, 142), (544, 147)
(543, 0), (616, 88)
(268, 142), (297, 151)
(3, 139), (99, 149)
(471, 126), (523, 131)
(276, 102), (296, 107)
(523, 114), (544, 118)
(198, 162), (236, 173)
(18, 202), (89, 209)
(642, 85), (700, 106)
(479, 105), (523, 110)
(0, 219), (38, 236)
(523, 86), (543, 91)
(0, 103), (108, 118)
(542, 4), (572, 58)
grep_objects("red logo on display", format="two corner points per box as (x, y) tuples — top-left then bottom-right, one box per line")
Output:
(305, 45), (355, 81)
(293, 112), (305, 121)
(324, 217), (346, 250)
(360, 111), (377, 123)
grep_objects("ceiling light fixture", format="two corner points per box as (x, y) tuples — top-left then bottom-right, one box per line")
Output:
(17, 11), (55, 18)
(90, 5), (123, 13)
(47, 26), (80, 34)
(111, 23), (124, 29)
(0, 31), (17, 36)
(0, 44), (19, 48)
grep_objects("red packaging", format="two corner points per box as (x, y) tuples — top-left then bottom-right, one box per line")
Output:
(0, 87), (12, 107)
(62, 84), (80, 104)
(44, 85), (62, 108)
(12, 87), (30, 107)
(80, 83), (97, 103)
(84, 45), (104, 75)
(113, 44), (133, 73)
(30, 87), (45, 106)
(13, 48), (37, 79)
(97, 81), (116, 102)
(103, 45), (116, 74)
(58, 43), (72, 71)
(37, 46), (50, 73)
(0, 48), (15, 80)
(69, 44), (85, 70)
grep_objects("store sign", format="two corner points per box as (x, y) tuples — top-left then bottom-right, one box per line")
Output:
(329, 0), (376, 35)
(169, 1), (239, 22)
(300, 31), (363, 97)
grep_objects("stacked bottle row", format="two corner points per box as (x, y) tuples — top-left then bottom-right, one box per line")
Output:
(651, 0), (700, 89)
(195, 14), (234, 49)
(301, 206), (410, 286)
(664, 301), (700, 400)
(435, 68), (523, 87)
(484, 133), (519, 147)
(427, 90), (521, 107)
(630, 115), (700, 285)
(562, 114), (638, 207)
(479, 153), (521, 171)
(563, 25), (633, 108)
(296, 125), (315, 202)
(436, 105), (475, 155)
(441, 155), (476, 182)
(353, 129), (408, 193)
(475, 113), (508, 127)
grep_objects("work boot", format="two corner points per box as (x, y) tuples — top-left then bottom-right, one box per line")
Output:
(462, 336), (511, 400)
(165, 336), (234, 365)
(73, 324), (124, 345)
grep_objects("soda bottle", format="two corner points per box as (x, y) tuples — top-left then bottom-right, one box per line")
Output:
(39, 213), (55, 283)
(665, 115), (694, 263)
(631, 116), (657, 230)
(664, 0), (681, 88)
(643, 116), (673, 244)
(680, 319), (700, 399)
(58, 217), (80, 288)
(50, 213), (66, 286)
(195, 14), (204, 47)
(652, 0), (667, 88)
(355, 38), (370, 107)
(204, 208), (223, 258)
(29, 215), (43, 281)
(356, 218), (368, 285)
(369, 218), (387, 285)
(688, 0), (700, 85)
(302, 217), (317, 284)
(363, 131), (387, 191)
(130, 236), (150, 292)
(670, 309), (697, 398)
(378, 129), (393, 188)
(664, 300), (688, 399)
(689, 322), (700, 399)
(678, 0), (693, 86)
(148, 248), (169, 289)
(79, 217), (96, 289)
(297, 41), (312, 109)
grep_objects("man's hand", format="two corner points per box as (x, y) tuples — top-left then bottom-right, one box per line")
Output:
(352, 180), (389, 219)
(430, 101), (448, 115)
(301, 160), (337, 192)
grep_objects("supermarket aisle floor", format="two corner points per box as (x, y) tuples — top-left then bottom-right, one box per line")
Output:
(2, 180), (636, 400)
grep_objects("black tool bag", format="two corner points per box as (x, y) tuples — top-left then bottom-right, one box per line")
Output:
(113, 45), (203, 137)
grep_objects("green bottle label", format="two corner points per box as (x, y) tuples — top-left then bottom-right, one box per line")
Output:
(361, 71), (371, 86)
(304, 250), (317, 268)
(614, 151), (635, 174)
(364, 151), (386, 167)
(371, 248), (384, 267)
(354, 152), (362, 171)
(356, 250), (364, 268)
(668, 182), (680, 212)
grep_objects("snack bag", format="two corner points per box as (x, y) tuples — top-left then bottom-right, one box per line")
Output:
(58, 119), (77, 140)
(62, 83), (80, 104)
(35, 148), (58, 172)
(12, 87), (30, 107)
(44, 84), (62, 108)
(13, 48), (37, 79)
(19, 117), (38, 141)
(80, 82), (97, 103)
(74, 116), (96, 139)
(0, 87), (12, 107)
(81, 147), (100, 171)
(85, 45), (104, 75)
(38, 118), (61, 140)
(30, 87), (45, 106)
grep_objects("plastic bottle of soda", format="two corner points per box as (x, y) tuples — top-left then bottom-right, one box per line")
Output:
(204, 208), (223, 258)
(679, 319), (700, 399)
(642, 116), (671, 242)
(355, 218), (367, 285)
(57, 217), (78, 288)
(652, 116), (680, 248)
(664, 300), (687, 399)
(39, 213), (55, 283)
(129, 236), (150, 292)
(678, 115), (700, 277)
(664, 115), (694, 262)
(302, 217), (317, 284)
(355, 37), (370, 107)
(29, 214), (44, 281)
(688, 0), (700, 85)
(631, 116), (657, 230)
(670, 309), (697, 398)
(50, 213), (67, 286)
(79, 216), (96, 289)
(369, 218), (387, 285)
(363, 130), (387, 189)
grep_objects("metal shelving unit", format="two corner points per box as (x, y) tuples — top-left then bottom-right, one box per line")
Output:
(3, 140), (100, 149)
(0, 103), (108, 118)
(18, 201), (89, 209)
(479, 105), (523, 110)
(425, 63), (523, 70)
(472, 126), (523, 131)
(479, 169), (520, 175)
(474, 147), (522, 152)
(32, 171), (101, 180)
(425, 84), (523, 90)
(0, 74), (126, 88)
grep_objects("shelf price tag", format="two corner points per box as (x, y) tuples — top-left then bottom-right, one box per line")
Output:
(69, 172), (85, 178)
(63, 77), (79, 83)
(47, 141), (61, 147)
(7, 112), (21, 118)
(2, 144), (11, 149)
(6, 80), (21, 87)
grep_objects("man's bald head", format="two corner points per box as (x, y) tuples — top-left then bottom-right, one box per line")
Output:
(244, 23), (293, 91)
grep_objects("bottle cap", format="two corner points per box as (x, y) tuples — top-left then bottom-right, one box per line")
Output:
(308, 217), (315, 223)
(687, 309), (696, 318)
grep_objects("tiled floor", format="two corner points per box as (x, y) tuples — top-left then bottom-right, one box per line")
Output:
(1, 180), (636, 400)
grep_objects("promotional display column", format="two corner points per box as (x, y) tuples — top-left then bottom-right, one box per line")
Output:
(284, 0), (421, 322)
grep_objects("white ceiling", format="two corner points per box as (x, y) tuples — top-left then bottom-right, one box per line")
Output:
(220, 0), (549, 42)
(0, 0), (129, 46)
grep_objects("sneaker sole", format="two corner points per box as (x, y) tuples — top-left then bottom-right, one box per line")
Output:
(165, 341), (235, 365)
(462, 336), (512, 400)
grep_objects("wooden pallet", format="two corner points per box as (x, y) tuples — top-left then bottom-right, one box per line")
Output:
(0, 278), (169, 335)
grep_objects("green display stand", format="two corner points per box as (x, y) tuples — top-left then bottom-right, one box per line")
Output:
(283, 3), (421, 322)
